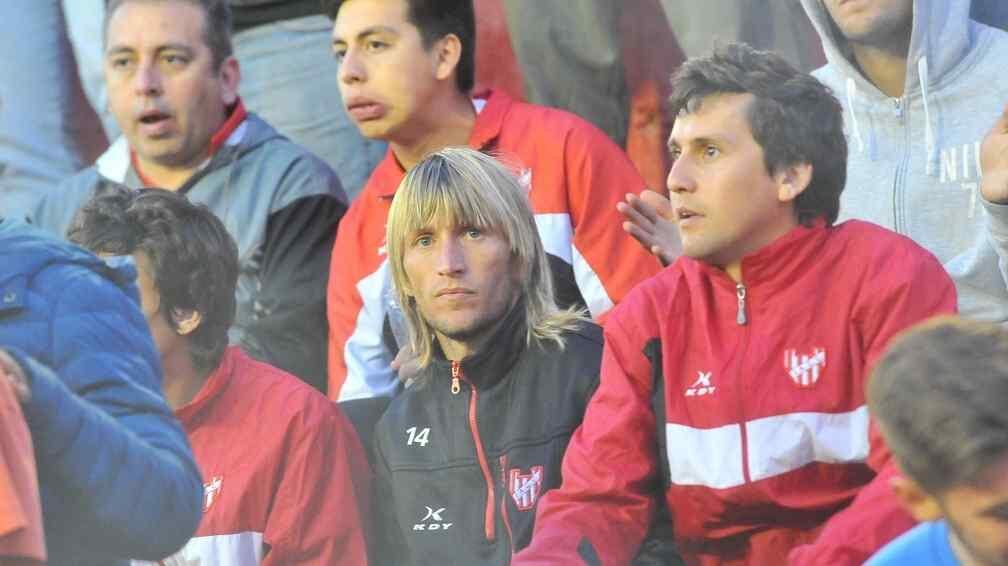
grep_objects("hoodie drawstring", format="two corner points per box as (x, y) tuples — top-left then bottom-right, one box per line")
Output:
(845, 77), (866, 154)
(917, 56), (937, 175)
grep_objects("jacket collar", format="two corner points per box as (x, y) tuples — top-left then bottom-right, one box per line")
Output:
(372, 89), (511, 199)
(686, 218), (832, 294)
(424, 298), (527, 391)
(174, 346), (239, 426)
(128, 98), (249, 187)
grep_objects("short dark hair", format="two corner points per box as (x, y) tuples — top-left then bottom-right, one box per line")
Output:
(323, 0), (475, 92)
(67, 182), (238, 374)
(868, 317), (1008, 494)
(105, 0), (234, 69)
(668, 43), (847, 225)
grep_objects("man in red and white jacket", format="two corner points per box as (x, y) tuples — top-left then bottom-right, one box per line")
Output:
(324, 0), (661, 401)
(514, 44), (957, 566)
(69, 185), (371, 566)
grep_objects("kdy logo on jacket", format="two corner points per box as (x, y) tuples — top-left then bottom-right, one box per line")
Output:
(414, 506), (452, 531)
(684, 371), (715, 397)
(509, 466), (544, 511)
(784, 348), (826, 387)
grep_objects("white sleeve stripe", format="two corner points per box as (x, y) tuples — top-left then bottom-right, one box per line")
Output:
(571, 244), (615, 318)
(339, 260), (398, 401)
(533, 213), (614, 318)
(665, 407), (870, 489)
(746, 406), (870, 482)
(132, 531), (264, 566)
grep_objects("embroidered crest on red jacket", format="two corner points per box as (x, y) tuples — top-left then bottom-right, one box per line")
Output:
(203, 475), (223, 512)
(509, 466), (544, 511)
(784, 348), (827, 387)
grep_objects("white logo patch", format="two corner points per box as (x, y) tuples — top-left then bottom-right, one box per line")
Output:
(685, 371), (715, 397)
(413, 506), (453, 531)
(784, 348), (826, 387)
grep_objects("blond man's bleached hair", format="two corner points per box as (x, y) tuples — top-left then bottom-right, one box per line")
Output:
(386, 147), (588, 369)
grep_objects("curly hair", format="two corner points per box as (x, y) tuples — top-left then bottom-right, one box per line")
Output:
(67, 181), (238, 374)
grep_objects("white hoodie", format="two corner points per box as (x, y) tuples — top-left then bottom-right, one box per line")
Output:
(801, 0), (1008, 323)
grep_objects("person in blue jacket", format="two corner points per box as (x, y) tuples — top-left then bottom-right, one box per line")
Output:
(0, 216), (202, 565)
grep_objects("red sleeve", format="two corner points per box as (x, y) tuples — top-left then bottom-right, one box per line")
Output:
(262, 402), (372, 565)
(514, 312), (659, 565)
(788, 249), (957, 565)
(0, 379), (45, 563)
(562, 119), (662, 317)
(326, 205), (360, 399)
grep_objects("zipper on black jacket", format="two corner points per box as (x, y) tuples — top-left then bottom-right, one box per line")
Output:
(451, 360), (461, 394)
(457, 363), (496, 541)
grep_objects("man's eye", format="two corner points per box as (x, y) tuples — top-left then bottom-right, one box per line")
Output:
(333, 47), (346, 61)
(109, 57), (133, 69)
(704, 145), (720, 158)
(366, 40), (388, 52)
(162, 54), (188, 66)
(669, 148), (681, 162)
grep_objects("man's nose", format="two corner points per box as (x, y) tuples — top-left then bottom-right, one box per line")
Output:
(338, 48), (365, 85)
(133, 61), (163, 96)
(667, 156), (697, 195)
(435, 237), (465, 276)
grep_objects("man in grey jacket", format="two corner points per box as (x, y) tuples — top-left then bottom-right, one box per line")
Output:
(33, 0), (345, 392)
(798, 0), (1008, 325)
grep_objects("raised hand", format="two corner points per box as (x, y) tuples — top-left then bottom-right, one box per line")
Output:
(617, 189), (681, 267)
(981, 103), (1008, 205)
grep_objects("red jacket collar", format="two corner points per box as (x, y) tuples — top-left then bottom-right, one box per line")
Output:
(686, 218), (831, 291)
(131, 98), (248, 187)
(174, 346), (240, 426)
(208, 98), (248, 155)
(372, 89), (513, 198)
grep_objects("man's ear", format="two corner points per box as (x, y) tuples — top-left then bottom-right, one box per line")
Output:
(219, 56), (241, 107)
(172, 309), (203, 336)
(775, 162), (813, 203)
(891, 474), (944, 522)
(433, 34), (463, 82)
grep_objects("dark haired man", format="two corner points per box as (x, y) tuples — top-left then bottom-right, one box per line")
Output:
(323, 0), (661, 401)
(32, 0), (345, 392)
(865, 317), (1008, 566)
(0, 216), (202, 565)
(69, 184), (371, 565)
(514, 43), (957, 565)
(625, 2), (1008, 330)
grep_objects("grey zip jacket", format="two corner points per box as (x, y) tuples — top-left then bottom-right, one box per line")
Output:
(32, 111), (346, 392)
(801, 0), (1008, 323)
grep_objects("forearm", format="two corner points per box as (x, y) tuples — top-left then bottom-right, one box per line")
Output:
(14, 349), (202, 559)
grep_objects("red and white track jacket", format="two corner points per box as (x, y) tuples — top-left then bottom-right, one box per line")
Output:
(138, 347), (371, 565)
(326, 89), (661, 400)
(514, 220), (958, 566)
